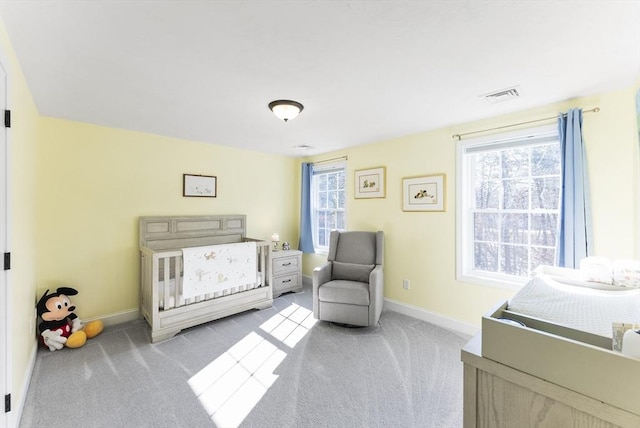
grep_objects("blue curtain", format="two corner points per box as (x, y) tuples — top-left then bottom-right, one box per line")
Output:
(556, 108), (592, 268)
(299, 162), (315, 253)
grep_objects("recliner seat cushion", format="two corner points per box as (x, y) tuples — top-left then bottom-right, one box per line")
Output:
(332, 261), (374, 283)
(318, 280), (370, 306)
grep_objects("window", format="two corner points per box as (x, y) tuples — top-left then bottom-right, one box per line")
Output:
(312, 163), (346, 251)
(456, 126), (561, 288)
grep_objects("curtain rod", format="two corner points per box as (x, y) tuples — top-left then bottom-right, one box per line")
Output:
(452, 107), (600, 141)
(311, 155), (348, 165)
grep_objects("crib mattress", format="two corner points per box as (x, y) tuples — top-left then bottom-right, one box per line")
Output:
(508, 274), (640, 338)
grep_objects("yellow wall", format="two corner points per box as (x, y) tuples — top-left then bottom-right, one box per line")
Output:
(584, 87), (639, 258)
(36, 118), (299, 319)
(1, 20), (40, 422)
(303, 85), (640, 326)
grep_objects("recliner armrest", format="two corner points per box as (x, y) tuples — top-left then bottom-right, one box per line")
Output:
(369, 265), (383, 289)
(368, 264), (384, 326)
(313, 261), (333, 318)
(313, 261), (332, 289)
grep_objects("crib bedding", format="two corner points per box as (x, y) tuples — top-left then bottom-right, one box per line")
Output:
(182, 241), (257, 298)
(508, 273), (640, 338)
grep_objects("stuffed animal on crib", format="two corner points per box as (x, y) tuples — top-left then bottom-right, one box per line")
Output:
(36, 287), (104, 351)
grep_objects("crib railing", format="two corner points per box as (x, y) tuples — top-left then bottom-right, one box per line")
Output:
(141, 239), (270, 312)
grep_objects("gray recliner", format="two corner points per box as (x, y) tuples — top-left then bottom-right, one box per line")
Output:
(313, 230), (384, 327)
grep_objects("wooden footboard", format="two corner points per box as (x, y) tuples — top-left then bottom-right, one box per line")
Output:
(139, 215), (273, 342)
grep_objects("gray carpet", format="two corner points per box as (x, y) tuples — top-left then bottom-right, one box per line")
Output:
(20, 285), (470, 428)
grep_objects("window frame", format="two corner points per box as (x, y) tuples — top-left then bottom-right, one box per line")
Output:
(311, 161), (347, 254)
(456, 125), (560, 289)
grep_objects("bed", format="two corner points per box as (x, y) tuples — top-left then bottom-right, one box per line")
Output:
(462, 266), (640, 428)
(139, 215), (272, 343)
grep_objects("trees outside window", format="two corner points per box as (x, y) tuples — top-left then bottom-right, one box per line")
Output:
(312, 164), (346, 251)
(457, 127), (560, 287)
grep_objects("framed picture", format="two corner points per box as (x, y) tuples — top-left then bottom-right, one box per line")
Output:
(402, 174), (445, 211)
(354, 166), (386, 199)
(183, 174), (217, 197)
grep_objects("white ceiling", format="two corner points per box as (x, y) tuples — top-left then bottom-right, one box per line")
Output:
(2, 1), (639, 157)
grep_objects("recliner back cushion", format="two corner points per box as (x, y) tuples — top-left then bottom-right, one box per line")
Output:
(334, 232), (377, 265)
(332, 261), (374, 283)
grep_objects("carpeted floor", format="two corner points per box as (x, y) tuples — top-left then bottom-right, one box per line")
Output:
(19, 284), (470, 428)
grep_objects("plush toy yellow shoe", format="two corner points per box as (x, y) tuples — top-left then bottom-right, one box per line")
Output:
(60, 320), (102, 349)
(65, 331), (87, 349)
(83, 320), (104, 339)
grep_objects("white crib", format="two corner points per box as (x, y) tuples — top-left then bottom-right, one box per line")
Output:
(139, 215), (272, 342)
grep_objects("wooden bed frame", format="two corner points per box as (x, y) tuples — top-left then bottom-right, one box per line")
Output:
(139, 215), (272, 342)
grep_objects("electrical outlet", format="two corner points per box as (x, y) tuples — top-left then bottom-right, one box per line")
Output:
(403, 279), (410, 290)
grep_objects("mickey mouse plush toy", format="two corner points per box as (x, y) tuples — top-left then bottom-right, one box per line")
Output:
(36, 287), (104, 351)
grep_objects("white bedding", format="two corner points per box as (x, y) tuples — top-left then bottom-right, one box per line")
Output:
(508, 274), (640, 338)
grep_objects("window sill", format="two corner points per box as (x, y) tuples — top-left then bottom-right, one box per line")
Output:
(457, 271), (528, 291)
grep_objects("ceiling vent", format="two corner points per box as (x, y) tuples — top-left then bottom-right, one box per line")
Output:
(482, 86), (523, 104)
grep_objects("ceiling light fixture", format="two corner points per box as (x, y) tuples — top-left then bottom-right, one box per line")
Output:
(268, 100), (304, 122)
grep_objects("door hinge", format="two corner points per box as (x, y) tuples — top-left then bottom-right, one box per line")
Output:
(3, 252), (10, 270)
(4, 393), (10, 413)
(4, 110), (10, 128)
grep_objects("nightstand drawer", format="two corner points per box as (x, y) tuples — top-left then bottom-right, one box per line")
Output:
(270, 249), (302, 297)
(273, 272), (302, 290)
(273, 255), (300, 274)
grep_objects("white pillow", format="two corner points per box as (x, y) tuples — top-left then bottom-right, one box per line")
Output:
(580, 257), (613, 284)
(612, 259), (640, 289)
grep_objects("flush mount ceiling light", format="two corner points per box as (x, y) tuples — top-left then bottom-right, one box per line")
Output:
(268, 100), (304, 122)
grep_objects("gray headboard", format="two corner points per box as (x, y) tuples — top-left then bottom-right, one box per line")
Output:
(139, 215), (247, 250)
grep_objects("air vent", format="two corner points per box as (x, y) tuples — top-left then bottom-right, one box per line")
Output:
(482, 86), (523, 104)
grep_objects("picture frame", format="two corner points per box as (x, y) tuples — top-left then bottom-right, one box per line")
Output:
(402, 174), (445, 211)
(183, 174), (217, 197)
(354, 166), (386, 199)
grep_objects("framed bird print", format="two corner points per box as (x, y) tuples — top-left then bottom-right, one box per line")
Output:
(354, 166), (386, 199)
(402, 174), (445, 211)
(183, 174), (217, 197)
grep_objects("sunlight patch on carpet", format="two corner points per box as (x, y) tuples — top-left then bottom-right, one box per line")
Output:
(188, 304), (316, 427)
(260, 303), (317, 348)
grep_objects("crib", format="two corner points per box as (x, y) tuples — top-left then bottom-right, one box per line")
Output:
(139, 215), (272, 342)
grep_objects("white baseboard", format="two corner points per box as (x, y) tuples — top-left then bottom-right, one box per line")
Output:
(303, 274), (480, 337)
(383, 298), (480, 337)
(86, 308), (140, 328)
(302, 274), (312, 287)
(13, 339), (37, 428)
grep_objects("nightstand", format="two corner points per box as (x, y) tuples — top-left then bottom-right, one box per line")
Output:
(270, 249), (302, 297)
